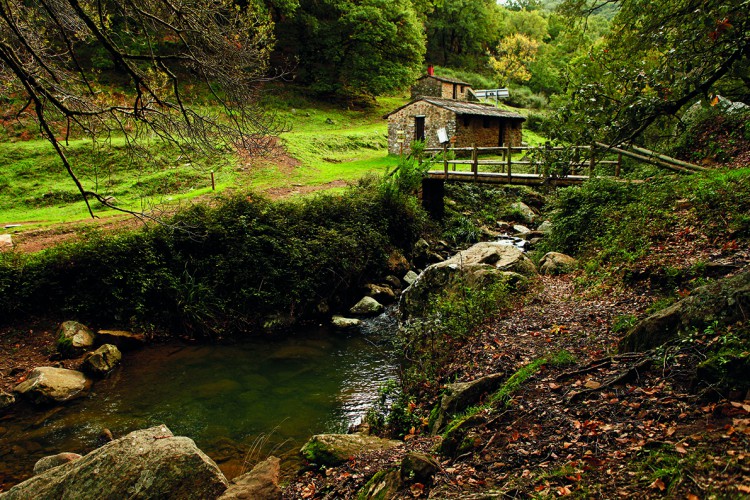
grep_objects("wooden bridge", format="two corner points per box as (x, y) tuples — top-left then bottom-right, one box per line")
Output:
(420, 142), (705, 217)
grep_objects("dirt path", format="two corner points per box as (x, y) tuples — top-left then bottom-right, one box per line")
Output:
(282, 273), (750, 499)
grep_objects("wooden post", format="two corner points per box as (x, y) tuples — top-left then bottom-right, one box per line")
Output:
(506, 145), (512, 181)
(211, 171), (215, 191)
(616, 152), (622, 177)
(451, 137), (457, 171)
(443, 143), (448, 179)
(472, 143), (478, 182)
(589, 144), (595, 177)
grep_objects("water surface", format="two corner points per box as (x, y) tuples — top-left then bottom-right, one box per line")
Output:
(0, 326), (396, 488)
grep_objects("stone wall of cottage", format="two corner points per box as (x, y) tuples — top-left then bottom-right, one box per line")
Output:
(410, 78), (442, 100)
(507, 121), (523, 147)
(387, 102), (456, 155)
(411, 77), (472, 101)
(453, 117), (524, 149)
(440, 81), (471, 100)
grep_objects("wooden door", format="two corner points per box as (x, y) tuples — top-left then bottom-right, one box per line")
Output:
(415, 116), (425, 141)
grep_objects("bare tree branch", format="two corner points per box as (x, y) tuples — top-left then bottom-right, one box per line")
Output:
(0, 0), (286, 220)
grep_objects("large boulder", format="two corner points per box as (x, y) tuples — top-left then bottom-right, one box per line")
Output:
(0, 425), (229, 500)
(81, 344), (122, 377)
(218, 456), (281, 500)
(56, 321), (96, 358)
(619, 269), (750, 352)
(539, 252), (578, 275)
(13, 367), (91, 405)
(300, 434), (401, 467)
(400, 243), (537, 322)
(349, 296), (385, 316)
(33, 453), (82, 475)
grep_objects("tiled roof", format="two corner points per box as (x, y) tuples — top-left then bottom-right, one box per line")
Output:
(417, 74), (471, 86)
(423, 98), (525, 119)
(385, 97), (526, 120)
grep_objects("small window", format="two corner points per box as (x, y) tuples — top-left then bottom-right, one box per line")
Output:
(461, 85), (465, 93)
(463, 116), (471, 127)
(483, 118), (491, 128)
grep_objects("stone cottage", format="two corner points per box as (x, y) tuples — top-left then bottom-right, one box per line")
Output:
(411, 73), (474, 101)
(385, 97), (526, 155)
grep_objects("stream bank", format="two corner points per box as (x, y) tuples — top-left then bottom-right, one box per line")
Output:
(0, 321), (399, 491)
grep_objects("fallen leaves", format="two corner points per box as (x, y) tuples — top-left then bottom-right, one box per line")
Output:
(650, 478), (666, 491)
(584, 379), (601, 389)
(300, 483), (315, 499)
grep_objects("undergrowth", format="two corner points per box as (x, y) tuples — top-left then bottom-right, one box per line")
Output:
(541, 168), (750, 276)
(0, 183), (429, 337)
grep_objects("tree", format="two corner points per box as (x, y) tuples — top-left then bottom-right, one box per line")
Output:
(490, 34), (541, 86)
(0, 0), (282, 218)
(425, 0), (502, 70)
(555, 0), (750, 145)
(276, 0), (424, 103)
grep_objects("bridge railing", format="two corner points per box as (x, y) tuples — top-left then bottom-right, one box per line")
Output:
(424, 144), (621, 181)
(423, 142), (705, 182)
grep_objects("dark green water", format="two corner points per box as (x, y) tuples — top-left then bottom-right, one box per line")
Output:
(0, 327), (397, 488)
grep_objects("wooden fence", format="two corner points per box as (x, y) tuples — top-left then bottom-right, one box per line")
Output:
(422, 142), (704, 184)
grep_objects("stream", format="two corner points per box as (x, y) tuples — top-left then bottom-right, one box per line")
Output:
(0, 322), (398, 488)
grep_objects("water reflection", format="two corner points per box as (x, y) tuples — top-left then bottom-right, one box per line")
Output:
(0, 326), (396, 488)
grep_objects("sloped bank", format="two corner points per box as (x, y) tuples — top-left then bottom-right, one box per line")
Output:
(285, 241), (578, 499)
(0, 186), (428, 338)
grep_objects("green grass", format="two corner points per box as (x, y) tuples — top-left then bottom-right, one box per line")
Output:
(0, 137), (224, 228)
(0, 87), (545, 231)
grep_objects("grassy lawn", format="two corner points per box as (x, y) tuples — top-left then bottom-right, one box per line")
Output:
(0, 92), (403, 229)
(0, 88), (541, 231)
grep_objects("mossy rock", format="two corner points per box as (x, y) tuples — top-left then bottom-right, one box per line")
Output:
(697, 350), (750, 391)
(356, 469), (402, 500)
(619, 270), (750, 352)
(430, 372), (505, 434)
(439, 414), (485, 457)
(400, 452), (440, 484)
(56, 321), (96, 358)
(400, 243), (537, 323)
(300, 434), (401, 467)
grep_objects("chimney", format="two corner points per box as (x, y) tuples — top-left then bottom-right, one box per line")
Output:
(427, 65), (434, 76)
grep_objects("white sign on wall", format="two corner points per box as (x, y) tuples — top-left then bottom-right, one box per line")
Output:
(437, 128), (449, 144)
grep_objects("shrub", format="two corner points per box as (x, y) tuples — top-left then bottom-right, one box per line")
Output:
(541, 177), (675, 261)
(505, 86), (548, 110)
(397, 276), (517, 392)
(0, 185), (429, 337)
(524, 112), (549, 133)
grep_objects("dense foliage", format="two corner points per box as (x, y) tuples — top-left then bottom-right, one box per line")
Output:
(265, 0), (425, 102)
(556, 0), (750, 145)
(543, 167), (750, 267)
(0, 0), (281, 217)
(0, 186), (428, 337)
